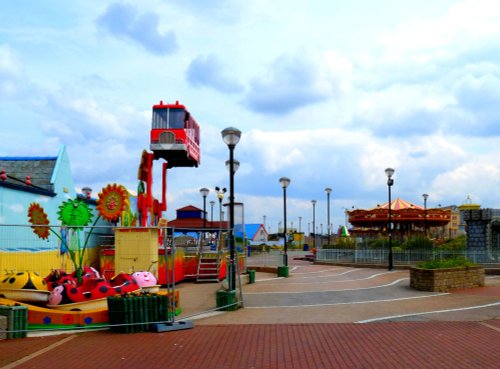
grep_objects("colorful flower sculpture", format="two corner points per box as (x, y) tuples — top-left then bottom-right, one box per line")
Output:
(97, 183), (129, 222)
(57, 198), (93, 230)
(28, 203), (50, 240)
(28, 183), (130, 286)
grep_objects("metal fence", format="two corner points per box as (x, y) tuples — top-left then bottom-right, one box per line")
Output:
(0, 223), (247, 336)
(246, 250), (310, 267)
(316, 248), (500, 266)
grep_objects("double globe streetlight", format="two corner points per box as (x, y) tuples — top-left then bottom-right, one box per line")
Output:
(221, 127), (241, 291)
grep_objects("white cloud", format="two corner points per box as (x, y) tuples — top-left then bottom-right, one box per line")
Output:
(9, 204), (24, 213)
(432, 160), (500, 207)
(2, 0), (500, 230)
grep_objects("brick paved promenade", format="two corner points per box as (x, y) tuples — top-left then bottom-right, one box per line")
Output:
(2, 261), (500, 368)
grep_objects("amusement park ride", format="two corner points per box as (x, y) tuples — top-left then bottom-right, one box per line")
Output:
(0, 101), (216, 331)
(138, 100), (201, 227)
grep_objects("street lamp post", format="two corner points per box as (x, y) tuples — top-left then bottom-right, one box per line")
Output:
(215, 187), (227, 225)
(325, 187), (332, 245)
(209, 200), (215, 225)
(221, 127), (241, 291)
(423, 193), (429, 237)
(298, 216), (302, 250)
(385, 168), (395, 271)
(311, 200), (317, 251)
(200, 188), (209, 229)
(279, 177), (291, 267)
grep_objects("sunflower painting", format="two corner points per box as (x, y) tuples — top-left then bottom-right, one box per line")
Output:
(26, 184), (129, 283)
(96, 183), (129, 222)
(27, 203), (50, 240)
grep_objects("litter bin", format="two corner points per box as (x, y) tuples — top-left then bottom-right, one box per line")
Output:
(0, 305), (28, 339)
(248, 270), (256, 284)
(303, 244), (309, 251)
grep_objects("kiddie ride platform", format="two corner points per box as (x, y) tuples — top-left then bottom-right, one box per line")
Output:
(0, 290), (180, 331)
(0, 269), (180, 331)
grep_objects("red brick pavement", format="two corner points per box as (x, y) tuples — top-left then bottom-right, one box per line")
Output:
(2, 322), (500, 369)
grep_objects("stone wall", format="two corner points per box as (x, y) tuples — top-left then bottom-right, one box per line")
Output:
(410, 266), (485, 292)
(463, 209), (492, 251)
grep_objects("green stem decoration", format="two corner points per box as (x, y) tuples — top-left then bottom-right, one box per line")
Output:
(49, 228), (77, 273)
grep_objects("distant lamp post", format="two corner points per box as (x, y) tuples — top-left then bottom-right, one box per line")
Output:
(311, 200), (317, 251)
(298, 216), (302, 250)
(221, 127), (241, 291)
(385, 168), (395, 271)
(325, 187), (332, 245)
(215, 186), (227, 225)
(200, 188), (209, 228)
(209, 200), (215, 225)
(279, 177), (291, 267)
(423, 193), (429, 237)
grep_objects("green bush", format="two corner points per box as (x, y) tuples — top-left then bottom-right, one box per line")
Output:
(438, 235), (466, 251)
(366, 237), (402, 250)
(416, 257), (477, 269)
(403, 236), (433, 250)
(335, 237), (356, 249)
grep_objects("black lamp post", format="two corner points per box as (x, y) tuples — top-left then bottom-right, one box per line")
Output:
(298, 216), (302, 249)
(423, 193), (429, 237)
(200, 188), (209, 228)
(325, 187), (332, 245)
(215, 187), (227, 221)
(385, 168), (395, 271)
(311, 200), (317, 250)
(215, 186), (227, 236)
(279, 177), (291, 266)
(221, 127), (241, 291)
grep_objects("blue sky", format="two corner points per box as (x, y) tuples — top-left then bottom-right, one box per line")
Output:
(1, 0), (500, 233)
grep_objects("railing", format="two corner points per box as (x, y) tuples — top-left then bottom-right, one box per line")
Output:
(0, 223), (247, 336)
(316, 248), (500, 266)
(246, 250), (309, 267)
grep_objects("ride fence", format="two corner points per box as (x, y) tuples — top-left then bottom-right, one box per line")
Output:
(316, 248), (500, 266)
(0, 224), (247, 337)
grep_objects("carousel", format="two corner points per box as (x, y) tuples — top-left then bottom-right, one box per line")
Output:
(348, 198), (451, 239)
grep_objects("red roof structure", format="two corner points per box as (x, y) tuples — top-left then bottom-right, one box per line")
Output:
(168, 205), (228, 230)
(348, 198), (451, 237)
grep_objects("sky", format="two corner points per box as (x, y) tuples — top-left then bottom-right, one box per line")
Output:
(1, 0), (500, 234)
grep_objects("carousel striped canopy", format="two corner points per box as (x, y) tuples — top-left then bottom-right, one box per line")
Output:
(373, 198), (424, 211)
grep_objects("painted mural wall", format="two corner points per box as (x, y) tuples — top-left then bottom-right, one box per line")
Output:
(0, 146), (110, 275)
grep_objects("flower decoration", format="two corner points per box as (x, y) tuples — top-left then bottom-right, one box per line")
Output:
(96, 183), (129, 222)
(28, 203), (50, 239)
(57, 198), (93, 230)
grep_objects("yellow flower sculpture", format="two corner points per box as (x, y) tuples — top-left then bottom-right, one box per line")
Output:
(97, 184), (129, 222)
(27, 203), (50, 239)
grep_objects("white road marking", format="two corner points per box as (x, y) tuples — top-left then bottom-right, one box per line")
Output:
(275, 271), (404, 284)
(356, 301), (500, 323)
(246, 277), (409, 294)
(246, 292), (449, 309)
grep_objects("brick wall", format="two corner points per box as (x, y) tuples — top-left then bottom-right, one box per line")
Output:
(410, 266), (485, 292)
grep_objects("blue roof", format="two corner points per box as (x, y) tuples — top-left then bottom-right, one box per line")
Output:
(235, 224), (263, 239)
